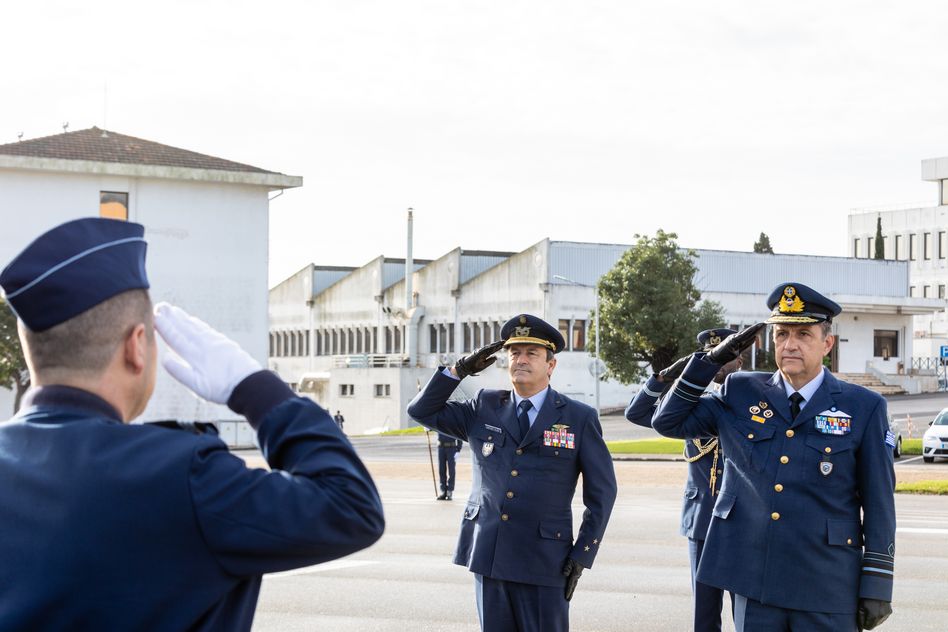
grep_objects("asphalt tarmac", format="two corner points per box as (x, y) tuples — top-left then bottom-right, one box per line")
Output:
(250, 454), (948, 631)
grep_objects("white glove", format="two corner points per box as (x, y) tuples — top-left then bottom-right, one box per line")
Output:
(154, 302), (261, 405)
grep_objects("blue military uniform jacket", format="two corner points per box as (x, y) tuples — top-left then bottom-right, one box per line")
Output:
(407, 369), (617, 587)
(652, 355), (896, 614)
(0, 374), (384, 631)
(625, 375), (724, 540)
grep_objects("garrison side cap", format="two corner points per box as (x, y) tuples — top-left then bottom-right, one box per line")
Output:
(501, 314), (566, 353)
(697, 328), (738, 351)
(0, 217), (149, 332)
(764, 282), (841, 325)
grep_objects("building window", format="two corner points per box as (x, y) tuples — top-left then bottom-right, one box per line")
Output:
(873, 330), (898, 360)
(429, 324), (438, 353)
(910, 233), (917, 260)
(925, 232), (932, 260)
(940, 231), (946, 259)
(852, 238), (860, 258)
(867, 237), (874, 258)
(464, 323), (472, 352)
(340, 384), (355, 397)
(374, 384), (391, 397)
(894, 234), (902, 260)
(100, 191), (128, 220)
(572, 319), (586, 351)
(269, 333), (274, 357)
(940, 285), (946, 299)
(394, 326), (402, 354)
(910, 285), (916, 297)
(924, 285), (930, 298)
(558, 320), (571, 350)
(472, 321), (482, 349)
(449, 324), (456, 353)
(439, 324), (447, 353)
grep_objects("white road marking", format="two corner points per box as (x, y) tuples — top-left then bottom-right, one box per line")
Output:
(266, 560), (378, 578)
(897, 527), (948, 535)
(895, 456), (923, 465)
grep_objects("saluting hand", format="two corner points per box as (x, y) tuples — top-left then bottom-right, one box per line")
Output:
(658, 354), (692, 382)
(707, 322), (766, 365)
(454, 340), (504, 379)
(154, 303), (262, 405)
(562, 557), (585, 601)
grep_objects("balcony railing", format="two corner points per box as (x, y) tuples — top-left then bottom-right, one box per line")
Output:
(331, 354), (409, 368)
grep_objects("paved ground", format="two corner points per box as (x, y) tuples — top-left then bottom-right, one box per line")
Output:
(248, 454), (948, 631)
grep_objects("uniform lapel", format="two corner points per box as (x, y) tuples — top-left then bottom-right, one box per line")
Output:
(495, 391), (524, 443)
(521, 387), (563, 447)
(791, 369), (842, 430)
(764, 371), (793, 423)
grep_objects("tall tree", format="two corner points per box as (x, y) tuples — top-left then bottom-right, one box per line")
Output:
(874, 216), (885, 259)
(0, 299), (29, 413)
(753, 232), (774, 254)
(590, 230), (726, 384)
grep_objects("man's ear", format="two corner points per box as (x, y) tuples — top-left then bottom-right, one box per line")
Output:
(124, 323), (148, 374)
(823, 334), (836, 357)
(548, 356), (557, 377)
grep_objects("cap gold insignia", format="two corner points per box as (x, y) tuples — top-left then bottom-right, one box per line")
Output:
(779, 285), (805, 314)
(709, 335), (722, 345)
(515, 326), (531, 337)
(519, 315), (527, 324)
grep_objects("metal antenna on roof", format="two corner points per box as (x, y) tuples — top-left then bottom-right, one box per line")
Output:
(17, 132), (23, 142)
(62, 122), (69, 134)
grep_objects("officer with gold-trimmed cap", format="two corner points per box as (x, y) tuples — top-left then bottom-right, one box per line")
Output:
(653, 282), (895, 631)
(408, 313), (616, 632)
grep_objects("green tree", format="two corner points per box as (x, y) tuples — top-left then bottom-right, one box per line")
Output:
(753, 232), (774, 254)
(590, 230), (726, 384)
(0, 298), (29, 413)
(874, 216), (885, 259)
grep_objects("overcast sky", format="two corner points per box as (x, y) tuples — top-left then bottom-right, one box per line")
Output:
(5, 1), (948, 287)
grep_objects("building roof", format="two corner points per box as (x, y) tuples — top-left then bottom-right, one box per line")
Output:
(0, 127), (302, 189)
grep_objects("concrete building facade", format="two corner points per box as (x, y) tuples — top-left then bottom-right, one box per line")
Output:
(0, 128), (300, 444)
(270, 239), (935, 435)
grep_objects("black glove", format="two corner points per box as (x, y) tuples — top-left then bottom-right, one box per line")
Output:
(857, 598), (892, 630)
(562, 557), (585, 601)
(658, 354), (692, 382)
(707, 322), (766, 365)
(454, 340), (504, 379)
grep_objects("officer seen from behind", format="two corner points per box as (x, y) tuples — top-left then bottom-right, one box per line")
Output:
(652, 283), (895, 631)
(407, 314), (617, 632)
(437, 431), (463, 500)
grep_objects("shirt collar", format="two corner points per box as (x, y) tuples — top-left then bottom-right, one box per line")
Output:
(18, 385), (123, 423)
(513, 386), (549, 412)
(780, 367), (826, 403)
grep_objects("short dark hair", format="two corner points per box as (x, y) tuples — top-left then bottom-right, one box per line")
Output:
(546, 349), (554, 361)
(21, 289), (153, 380)
(820, 321), (833, 338)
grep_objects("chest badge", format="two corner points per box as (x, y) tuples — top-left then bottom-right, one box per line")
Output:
(544, 424), (575, 448)
(820, 461), (834, 476)
(482, 442), (494, 457)
(814, 409), (852, 435)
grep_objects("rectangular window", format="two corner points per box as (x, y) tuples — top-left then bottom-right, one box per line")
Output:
(867, 237), (874, 258)
(924, 285), (930, 298)
(394, 326), (402, 354)
(371, 327), (378, 354)
(910, 233), (917, 260)
(910, 285), (916, 298)
(464, 324), (472, 352)
(100, 191), (129, 220)
(852, 238), (860, 258)
(925, 232), (932, 260)
(894, 234), (902, 260)
(873, 330), (898, 359)
(269, 333), (274, 357)
(940, 231), (946, 259)
(473, 322), (482, 349)
(439, 324), (447, 353)
(493, 321), (501, 341)
(339, 384), (355, 397)
(429, 324), (438, 353)
(449, 324), (456, 353)
(940, 285), (946, 299)
(558, 320), (571, 351)
(572, 319), (586, 351)
(373, 384), (391, 397)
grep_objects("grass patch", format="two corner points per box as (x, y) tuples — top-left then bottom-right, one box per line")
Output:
(378, 426), (428, 436)
(607, 438), (684, 455)
(902, 438), (922, 455)
(896, 480), (948, 495)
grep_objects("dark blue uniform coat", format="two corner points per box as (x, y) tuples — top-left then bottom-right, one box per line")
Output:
(0, 374), (384, 631)
(407, 370), (617, 587)
(652, 355), (896, 615)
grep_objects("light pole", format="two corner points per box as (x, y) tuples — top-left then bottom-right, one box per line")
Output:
(553, 275), (601, 415)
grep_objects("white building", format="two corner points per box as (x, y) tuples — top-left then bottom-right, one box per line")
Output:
(848, 156), (948, 363)
(270, 238), (935, 435)
(0, 127), (301, 443)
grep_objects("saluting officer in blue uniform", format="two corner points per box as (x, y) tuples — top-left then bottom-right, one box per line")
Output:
(437, 432), (463, 500)
(626, 328), (740, 632)
(407, 314), (617, 632)
(652, 283), (895, 631)
(0, 218), (385, 631)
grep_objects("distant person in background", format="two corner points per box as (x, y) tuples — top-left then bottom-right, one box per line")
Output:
(436, 431), (463, 500)
(334, 410), (346, 433)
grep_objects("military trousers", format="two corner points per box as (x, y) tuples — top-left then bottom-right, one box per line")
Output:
(689, 537), (727, 632)
(474, 574), (568, 632)
(437, 447), (457, 492)
(733, 594), (857, 632)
